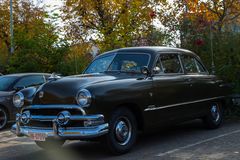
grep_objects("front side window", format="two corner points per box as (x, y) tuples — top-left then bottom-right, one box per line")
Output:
(14, 76), (45, 88)
(182, 55), (206, 73)
(108, 54), (149, 72)
(84, 53), (150, 74)
(160, 54), (183, 74)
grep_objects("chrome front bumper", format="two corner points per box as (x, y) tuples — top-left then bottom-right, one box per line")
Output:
(11, 122), (109, 139)
(11, 105), (109, 139)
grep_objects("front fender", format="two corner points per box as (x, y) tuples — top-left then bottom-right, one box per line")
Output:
(18, 87), (38, 106)
(85, 78), (153, 122)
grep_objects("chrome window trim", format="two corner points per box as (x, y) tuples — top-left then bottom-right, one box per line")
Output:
(144, 96), (226, 111)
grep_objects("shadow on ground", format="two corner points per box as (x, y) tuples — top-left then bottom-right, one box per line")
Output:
(7, 120), (210, 160)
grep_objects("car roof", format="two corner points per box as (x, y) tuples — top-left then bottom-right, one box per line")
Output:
(1, 73), (51, 78)
(97, 46), (197, 58)
(118, 46), (192, 53)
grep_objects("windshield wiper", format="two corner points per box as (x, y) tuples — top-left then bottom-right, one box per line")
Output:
(105, 70), (140, 74)
(104, 70), (121, 74)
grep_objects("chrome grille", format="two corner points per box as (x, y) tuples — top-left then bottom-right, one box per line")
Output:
(21, 105), (85, 128)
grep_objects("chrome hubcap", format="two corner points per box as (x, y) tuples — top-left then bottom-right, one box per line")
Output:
(211, 104), (220, 122)
(115, 117), (132, 146)
(0, 109), (7, 129)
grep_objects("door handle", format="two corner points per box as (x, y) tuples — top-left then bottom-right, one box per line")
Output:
(184, 78), (192, 82)
(184, 78), (193, 86)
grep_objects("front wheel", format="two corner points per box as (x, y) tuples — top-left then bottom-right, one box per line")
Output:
(35, 139), (65, 150)
(105, 108), (137, 155)
(202, 102), (223, 129)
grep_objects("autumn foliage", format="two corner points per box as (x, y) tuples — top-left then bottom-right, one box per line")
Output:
(0, 0), (239, 90)
(62, 0), (164, 52)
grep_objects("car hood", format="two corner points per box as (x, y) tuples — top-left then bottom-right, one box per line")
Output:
(32, 73), (125, 104)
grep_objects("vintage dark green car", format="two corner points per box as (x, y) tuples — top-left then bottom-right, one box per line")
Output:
(12, 47), (231, 154)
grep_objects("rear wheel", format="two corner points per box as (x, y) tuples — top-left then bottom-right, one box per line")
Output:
(0, 107), (8, 130)
(35, 139), (65, 150)
(104, 108), (137, 155)
(202, 102), (223, 129)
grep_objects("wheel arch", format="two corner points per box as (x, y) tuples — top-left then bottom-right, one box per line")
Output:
(112, 103), (145, 131)
(0, 104), (10, 117)
(0, 104), (10, 120)
(220, 97), (233, 110)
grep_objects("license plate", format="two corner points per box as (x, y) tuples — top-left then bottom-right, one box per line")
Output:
(29, 133), (46, 141)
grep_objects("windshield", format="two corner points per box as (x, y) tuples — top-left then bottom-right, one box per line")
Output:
(84, 54), (115, 74)
(84, 53), (150, 74)
(0, 76), (18, 91)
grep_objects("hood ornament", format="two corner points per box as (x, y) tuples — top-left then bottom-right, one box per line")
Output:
(48, 72), (61, 81)
(39, 91), (44, 99)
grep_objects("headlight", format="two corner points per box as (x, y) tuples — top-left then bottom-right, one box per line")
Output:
(13, 92), (24, 108)
(76, 89), (92, 107)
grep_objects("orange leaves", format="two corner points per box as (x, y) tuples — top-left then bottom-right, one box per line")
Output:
(184, 0), (240, 31)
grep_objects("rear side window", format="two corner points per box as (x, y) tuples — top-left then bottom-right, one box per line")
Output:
(14, 76), (45, 88)
(195, 59), (206, 73)
(181, 55), (206, 74)
(160, 54), (183, 74)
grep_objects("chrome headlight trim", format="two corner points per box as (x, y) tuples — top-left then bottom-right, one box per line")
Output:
(76, 89), (92, 107)
(13, 92), (24, 108)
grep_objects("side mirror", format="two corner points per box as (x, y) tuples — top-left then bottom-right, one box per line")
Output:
(14, 86), (25, 91)
(141, 66), (151, 77)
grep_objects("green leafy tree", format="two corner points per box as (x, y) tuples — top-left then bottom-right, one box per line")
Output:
(0, 0), (68, 73)
(59, 43), (92, 75)
(62, 0), (168, 52)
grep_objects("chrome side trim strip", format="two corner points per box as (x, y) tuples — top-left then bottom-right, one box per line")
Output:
(144, 96), (226, 111)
